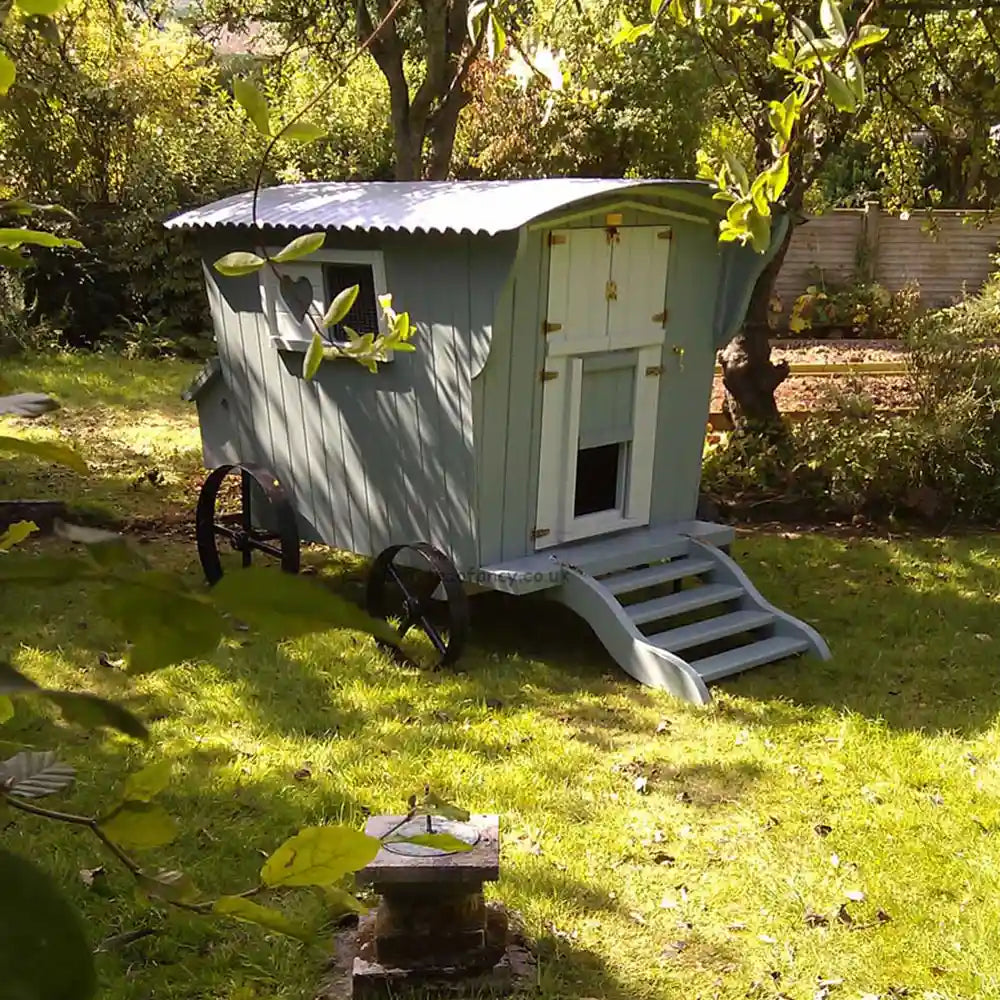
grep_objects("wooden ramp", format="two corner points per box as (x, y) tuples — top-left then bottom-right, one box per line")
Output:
(532, 530), (830, 704)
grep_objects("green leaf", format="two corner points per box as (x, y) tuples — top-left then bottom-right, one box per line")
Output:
(123, 761), (171, 803)
(0, 228), (81, 249)
(845, 52), (865, 100)
(214, 251), (267, 277)
(0, 199), (76, 219)
(304, 333), (326, 380)
(824, 68), (858, 112)
(323, 284), (359, 328)
(413, 790), (471, 822)
(99, 573), (225, 673)
(850, 24), (888, 51)
(0, 662), (148, 739)
(14, 0), (69, 13)
(0, 248), (28, 268)
(233, 78), (271, 136)
(0, 554), (95, 583)
(820, 0), (846, 43)
(794, 37), (840, 68)
(0, 520), (37, 551)
(277, 120), (326, 143)
(0, 696), (12, 724)
(214, 895), (312, 940)
(0, 750), (74, 798)
(272, 231), (325, 263)
(391, 311), (410, 340)
(261, 826), (381, 888)
(748, 210), (772, 253)
(0, 848), (97, 1000)
(323, 885), (369, 918)
(390, 833), (475, 853)
(0, 53), (14, 96)
(488, 14), (506, 59)
(44, 691), (149, 740)
(209, 568), (398, 643)
(0, 434), (87, 473)
(137, 869), (199, 904)
(99, 801), (177, 849)
(668, 0), (687, 26)
(764, 154), (790, 201)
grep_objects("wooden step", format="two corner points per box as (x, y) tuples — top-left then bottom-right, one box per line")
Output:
(648, 609), (775, 653)
(626, 583), (745, 626)
(690, 635), (810, 683)
(602, 557), (716, 596)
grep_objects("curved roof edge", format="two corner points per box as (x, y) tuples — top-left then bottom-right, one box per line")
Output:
(165, 178), (723, 236)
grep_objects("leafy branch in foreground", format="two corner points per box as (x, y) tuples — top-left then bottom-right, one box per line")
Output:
(0, 741), (474, 999)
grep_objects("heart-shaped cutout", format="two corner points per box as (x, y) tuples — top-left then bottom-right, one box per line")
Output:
(279, 274), (313, 324)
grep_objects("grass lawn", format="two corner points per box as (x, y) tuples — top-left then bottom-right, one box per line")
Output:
(4, 352), (1000, 1000)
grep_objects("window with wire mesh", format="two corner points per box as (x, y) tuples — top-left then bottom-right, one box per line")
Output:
(323, 263), (380, 343)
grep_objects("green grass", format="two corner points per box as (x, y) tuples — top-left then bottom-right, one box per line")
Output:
(2, 352), (202, 522)
(5, 353), (1000, 999)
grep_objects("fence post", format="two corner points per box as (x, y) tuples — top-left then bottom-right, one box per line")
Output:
(860, 200), (881, 283)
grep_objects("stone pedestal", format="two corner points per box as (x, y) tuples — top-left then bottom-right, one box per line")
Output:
(349, 814), (524, 999)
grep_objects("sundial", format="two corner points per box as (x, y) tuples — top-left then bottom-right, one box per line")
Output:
(382, 815), (482, 857)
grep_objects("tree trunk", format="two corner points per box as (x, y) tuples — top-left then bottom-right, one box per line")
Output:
(717, 221), (795, 433)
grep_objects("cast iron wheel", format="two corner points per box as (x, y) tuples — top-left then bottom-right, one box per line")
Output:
(195, 463), (300, 586)
(366, 542), (469, 668)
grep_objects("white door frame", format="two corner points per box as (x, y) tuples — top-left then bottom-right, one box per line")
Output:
(534, 225), (671, 551)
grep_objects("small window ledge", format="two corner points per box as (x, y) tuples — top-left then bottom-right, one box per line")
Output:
(270, 335), (395, 365)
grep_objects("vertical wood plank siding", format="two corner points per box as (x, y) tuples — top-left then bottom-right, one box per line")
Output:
(201, 230), (516, 569)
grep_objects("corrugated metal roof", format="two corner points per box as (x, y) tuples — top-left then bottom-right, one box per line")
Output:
(165, 178), (716, 236)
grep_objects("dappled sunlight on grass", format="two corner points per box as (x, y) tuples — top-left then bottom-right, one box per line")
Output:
(5, 355), (1000, 998)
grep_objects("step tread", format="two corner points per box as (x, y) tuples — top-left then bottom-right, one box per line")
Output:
(648, 609), (775, 653)
(602, 556), (716, 595)
(691, 635), (810, 683)
(627, 583), (745, 625)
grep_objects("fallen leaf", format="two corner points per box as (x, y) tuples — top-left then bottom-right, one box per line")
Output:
(765, 816), (781, 829)
(634, 776), (648, 794)
(293, 767), (312, 781)
(929, 792), (944, 806)
(675, 790), (692, 803)
(836, 903), (853, 925)
(655, 719), (671, 734)
(814, 823), (833, 837)
(974, 633), (991, 642)
(845, 889), (865, 902)
(830, 853), (841, 868)
(661, 940), (687, 959)
(660, 896), (678, 909)
(653, 852), (675, 866)
(758, 934), (777, 944)
(728, 922), (747, 931)
(876, 909), (892, 923)
(79, 866), (106, 890)
(629, 910), (646, 925)
(805, 910), (829, 928)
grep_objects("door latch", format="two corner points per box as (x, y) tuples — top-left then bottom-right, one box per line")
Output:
(539, 370), (559, 382)
(605, 280), (618, 301)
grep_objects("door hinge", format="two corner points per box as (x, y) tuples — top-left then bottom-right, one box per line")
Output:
(531, 528), (551, 540)
(542, 321), (562, 334)
(548, 233), (567, 246)
(605, 280), (618, 301)
(645, 365), (665, 377)
(605, 226), (621, 244)
(652, 310), (668, 325)
(657, 229), (673, 240)
(540, 369), (559, 382)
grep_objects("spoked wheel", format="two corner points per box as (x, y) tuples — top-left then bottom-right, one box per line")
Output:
(366, 542), (469, 668)
(195, 463), (300, 585)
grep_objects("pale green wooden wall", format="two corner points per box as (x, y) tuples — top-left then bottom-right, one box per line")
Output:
(199, 228), (516, 571)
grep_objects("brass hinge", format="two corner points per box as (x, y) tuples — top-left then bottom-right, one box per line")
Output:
(540, 369), (559, 382)
(657, 229), (673, 240)
(605, 226), (621, 245)
(531, 528), (551, 540)
(652, 310), (668, 325)
(645, 365), (664, 377)
(605, 280), (618, 301)
(542, 321), (562, 334)
(548, 233), (567, 246)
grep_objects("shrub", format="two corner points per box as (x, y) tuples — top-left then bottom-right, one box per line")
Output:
(785, 280), (922, 339)
(704, 280), (1000, 524)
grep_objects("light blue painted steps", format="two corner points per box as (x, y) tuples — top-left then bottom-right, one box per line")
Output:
(490, 523), (830, 705)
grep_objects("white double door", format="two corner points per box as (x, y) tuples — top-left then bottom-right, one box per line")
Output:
(534, 224), (671, 550)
